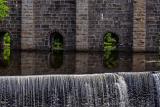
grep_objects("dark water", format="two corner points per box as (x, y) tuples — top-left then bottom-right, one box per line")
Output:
(0, 51), (160, 75)
(0, 51), (160, 107)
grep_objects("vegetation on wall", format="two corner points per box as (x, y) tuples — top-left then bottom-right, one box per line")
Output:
(0, 0), (9, 21)
(3, 32), (10, 66)
(103, 32), (119, 69)
(52, 38), (63, 50)
(104, 32), (118, 51)
(4, 32), (10, 47)
(51, 32), (64, 51)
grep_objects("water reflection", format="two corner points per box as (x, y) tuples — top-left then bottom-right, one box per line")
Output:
(49, 51), (63, 69)
(0, 48), (11, 67)
(0, 51), (159, 75)
(103, 50), (119, 69)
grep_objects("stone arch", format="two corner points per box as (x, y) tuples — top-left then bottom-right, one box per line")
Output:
(103, 32), (119, 69)
(49, 30), (64, 50)
(103, 32), (119, 50)
(0, 30), (11, 49)
(0, 30), (11, 67)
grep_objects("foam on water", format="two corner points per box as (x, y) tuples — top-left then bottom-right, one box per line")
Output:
(0, 73), (159, 107)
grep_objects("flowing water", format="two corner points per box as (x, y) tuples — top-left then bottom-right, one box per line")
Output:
(0, 51), (159, 106)
(0, 73), (159, 107)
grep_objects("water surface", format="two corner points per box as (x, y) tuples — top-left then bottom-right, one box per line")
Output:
(0, 51), (159, 75)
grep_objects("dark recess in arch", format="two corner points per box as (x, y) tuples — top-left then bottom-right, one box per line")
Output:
(0, 31), (11, 67)
(50, 32), (64, 51)
(104, 32), (119, 46)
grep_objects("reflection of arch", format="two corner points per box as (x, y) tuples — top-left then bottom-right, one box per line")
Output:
(0, 50), (13, 68)
(104, 32), (119, 50)
(103, 50), (119, 69)
(48, 51), (63, 69)
(50, 32), (64, 50)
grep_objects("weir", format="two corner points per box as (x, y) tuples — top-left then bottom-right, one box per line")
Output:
(0, 72), (159, 107)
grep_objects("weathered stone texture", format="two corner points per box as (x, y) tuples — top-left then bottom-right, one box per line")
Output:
(133, 0), (146, 52)
(33, 0), (76, 50)
(146, 0), (160, 51)
(0, 0), (21, 49)
(76, 0), (89, 51)
(87, 0), (133, 51)
(0, 0), (160, 51)
(21, 0), (35, 50)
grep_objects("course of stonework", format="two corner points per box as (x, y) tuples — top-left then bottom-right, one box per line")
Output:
(0, 0), (159, 51)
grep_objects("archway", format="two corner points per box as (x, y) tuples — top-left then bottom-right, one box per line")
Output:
(50, 32), (64, 51)
(103, 32), (119, 69)
(104, 32), (119, 51)
(0, 31), (11, 67)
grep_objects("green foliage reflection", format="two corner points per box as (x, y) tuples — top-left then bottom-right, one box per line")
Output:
(104, 32), (118, 69)
(104, 50), (118, 69)
(3, 46), (10, 65)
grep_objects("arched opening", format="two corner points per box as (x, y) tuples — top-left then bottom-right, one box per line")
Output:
(103, 32), (119, 51)
(0, 31), (11, 67)
(50, 32), (64, 51)
(103, 32), (119, 69)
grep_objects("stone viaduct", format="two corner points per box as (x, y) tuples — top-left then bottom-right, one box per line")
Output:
(0, 0), (159, 51)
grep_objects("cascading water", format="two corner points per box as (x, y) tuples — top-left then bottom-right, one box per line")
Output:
(152, 73), (160, 107)
(0, 73), (159, 107)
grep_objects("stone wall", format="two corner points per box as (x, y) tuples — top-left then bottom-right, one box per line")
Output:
(0, 0), (21, 49)
(21, 0), (35, 50)
(0, 0), (160, 51)
(88, 0), (133, 51)
(76, 0), (89, 51)
(33, 0), (76, 50)
(146, 0), (160, 52)
(133, 0), (146, 52)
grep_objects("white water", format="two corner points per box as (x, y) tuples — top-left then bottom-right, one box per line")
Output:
(152, 73), (160, 106)
(0, 73), (158, 107)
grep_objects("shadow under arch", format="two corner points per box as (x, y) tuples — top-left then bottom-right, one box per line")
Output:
(103, 32), (119, 69)
(0, 31), (11, 67)
(50, 31), (64, 51)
